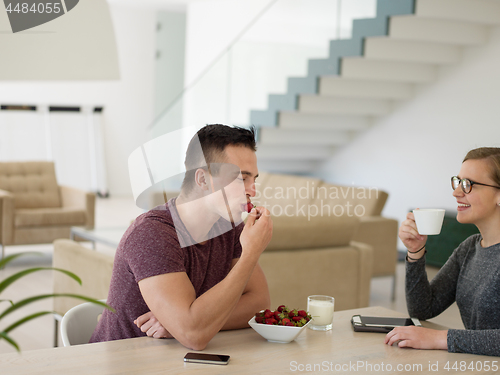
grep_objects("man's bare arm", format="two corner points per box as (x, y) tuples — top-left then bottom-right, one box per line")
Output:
(135, 261), (270, 336)
(220, 261), (270, 330)
(138, 208), (272, 350)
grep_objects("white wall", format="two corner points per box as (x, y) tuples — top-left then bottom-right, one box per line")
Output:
(144, 0), (381, 192)
(317, 27), (500, 249)
(182, 0), (357, 129)
(153, 11), (186, 128)
(0, 3), (157, 196)
(0, 0), (119, 80)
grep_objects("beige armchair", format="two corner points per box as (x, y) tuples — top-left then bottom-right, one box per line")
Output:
(0, 161), (95, 259)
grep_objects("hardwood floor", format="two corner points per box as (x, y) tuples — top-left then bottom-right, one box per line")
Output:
(0, 197), (463, 354)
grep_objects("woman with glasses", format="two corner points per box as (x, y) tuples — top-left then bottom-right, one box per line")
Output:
(385, 147), (500, 356)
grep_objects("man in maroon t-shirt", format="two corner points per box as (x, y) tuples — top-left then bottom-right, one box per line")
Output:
(90, 125), (273, 350)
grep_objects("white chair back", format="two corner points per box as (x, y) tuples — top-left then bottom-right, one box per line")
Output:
(60, 300), (106, 346)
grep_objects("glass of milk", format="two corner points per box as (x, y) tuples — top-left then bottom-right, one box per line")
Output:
(307, 295), (335, 331)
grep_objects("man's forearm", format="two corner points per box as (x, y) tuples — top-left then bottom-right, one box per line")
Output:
(221, 289), (271, 330)
(143, 252), (260, 350)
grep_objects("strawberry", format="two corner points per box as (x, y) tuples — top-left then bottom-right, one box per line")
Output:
(295, 318), (307, 327)
(254, 305), (312, 326)
(246, 202), (255, 213)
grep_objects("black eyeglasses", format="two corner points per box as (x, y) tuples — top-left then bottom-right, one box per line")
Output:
(451, 176), (500, 194)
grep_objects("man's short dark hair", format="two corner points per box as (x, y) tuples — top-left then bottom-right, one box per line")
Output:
(181, 124), (257, 193)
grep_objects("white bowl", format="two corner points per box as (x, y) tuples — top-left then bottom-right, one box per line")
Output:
(248, 316), (311, 343)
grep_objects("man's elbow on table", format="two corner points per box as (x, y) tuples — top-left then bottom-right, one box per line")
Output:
(164, 314), (223, 351)
(176, 327), (213, 351)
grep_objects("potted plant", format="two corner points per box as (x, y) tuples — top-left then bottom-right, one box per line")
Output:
(0, 252), (114, 351)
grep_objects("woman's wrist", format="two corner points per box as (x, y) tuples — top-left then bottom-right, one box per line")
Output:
(408, 244), (426, 254)
(406, 245), (427, 262)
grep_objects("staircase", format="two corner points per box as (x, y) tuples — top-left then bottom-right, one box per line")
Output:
(251, 0), (500, 174)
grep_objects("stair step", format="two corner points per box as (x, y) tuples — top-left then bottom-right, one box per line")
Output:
(257, 144), (333, 160)
(389, 15), (488, 45)
(415, 0), (500, 25)
(319, 77), (413, 100)
(364, 37), (461, 65)
(298, 95), (392, 115)
(341, 57), (436, 83)
(251, 109), (278, 127)
(259, 128), (351, 146)
(279, 112), (371, 130)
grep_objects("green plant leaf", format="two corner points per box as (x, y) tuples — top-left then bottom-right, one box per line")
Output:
(2, 311), (54, 333)
(0, 267), (82, 294)
(0, 331), (19, 352)
(0, 294), (115, 319)
(0, 251), (42, 269)
(0, 251), (115, 352)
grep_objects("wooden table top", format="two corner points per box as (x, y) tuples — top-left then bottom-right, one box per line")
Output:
(1, 306), (497, 374)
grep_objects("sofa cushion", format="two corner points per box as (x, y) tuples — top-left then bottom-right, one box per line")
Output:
(254, 173), (321, 215)
(265, 215), (359, 251)
(311, 182), (388, 217)
(259, 243), (371, 311)
(0, 162), (61, 209)
(15, 208), (87, 227)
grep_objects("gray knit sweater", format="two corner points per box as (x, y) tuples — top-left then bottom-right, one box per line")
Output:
(406, 234), (500, 356)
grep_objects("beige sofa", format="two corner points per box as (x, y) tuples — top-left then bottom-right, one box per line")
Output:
(253, 172), (399, 300)
(52, 239), (114, 346)
(259, 215), (373, 310)
(53, 239), (114, 318)
(0, 161), (95, 260)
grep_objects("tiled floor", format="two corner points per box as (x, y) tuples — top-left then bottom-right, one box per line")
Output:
(0, 197), (463, 355)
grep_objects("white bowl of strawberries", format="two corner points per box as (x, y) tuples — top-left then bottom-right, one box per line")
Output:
(248, 305), (312, 343)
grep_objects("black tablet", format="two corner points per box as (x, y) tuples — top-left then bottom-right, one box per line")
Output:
(351, 315), (422, 333)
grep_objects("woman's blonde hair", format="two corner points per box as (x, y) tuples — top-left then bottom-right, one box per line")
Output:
(463, 147), (500, 186)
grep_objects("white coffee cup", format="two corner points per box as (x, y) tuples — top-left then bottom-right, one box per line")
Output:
(413, 209), (445, 235)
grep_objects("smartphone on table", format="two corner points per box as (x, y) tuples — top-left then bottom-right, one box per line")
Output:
(351, 315), (422, 333)
(184, 352), (230, 365)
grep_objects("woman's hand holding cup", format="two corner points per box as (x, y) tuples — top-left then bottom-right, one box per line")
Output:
(399, 212), (427, 260)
